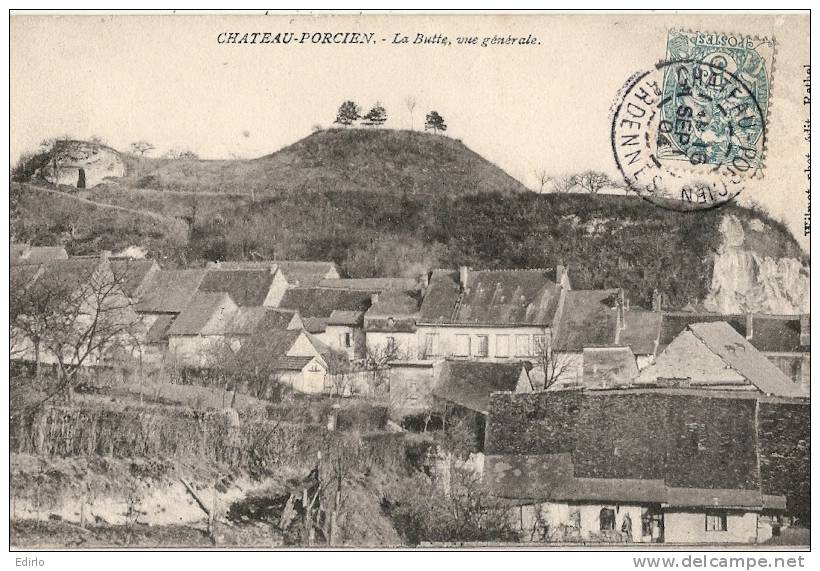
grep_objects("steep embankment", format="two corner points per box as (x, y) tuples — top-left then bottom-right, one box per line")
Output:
(12, 130), (808, 312)
(120, 129), (530, 196)
(704, 215), (809, 314)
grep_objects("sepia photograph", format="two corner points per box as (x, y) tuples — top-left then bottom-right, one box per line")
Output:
(6, 8), (812, 555)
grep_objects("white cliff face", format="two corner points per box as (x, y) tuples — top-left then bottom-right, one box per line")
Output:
(703, 215), (809, 314)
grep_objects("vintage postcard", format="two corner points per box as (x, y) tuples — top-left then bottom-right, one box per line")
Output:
(7, 10), (810, 554)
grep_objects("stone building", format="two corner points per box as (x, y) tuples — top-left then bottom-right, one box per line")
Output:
(37, 140), (126, 188)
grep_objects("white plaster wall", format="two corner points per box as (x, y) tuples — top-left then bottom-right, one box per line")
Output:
(366, 331), (419, 359)
(664, 511), (759, 544)
(415, 325), (547, 360)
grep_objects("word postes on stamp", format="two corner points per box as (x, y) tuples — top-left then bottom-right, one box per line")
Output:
(611, 30), (775, 211)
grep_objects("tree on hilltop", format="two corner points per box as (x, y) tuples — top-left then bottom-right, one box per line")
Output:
(361, 102), (387, 127)
(334, 101), (361, 127)
(425, 111), (447, 134)
(129, 141), (155, 156)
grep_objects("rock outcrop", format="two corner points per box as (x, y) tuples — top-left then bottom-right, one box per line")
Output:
(703, 215), (809, 314)
(37, 140), (125, 188)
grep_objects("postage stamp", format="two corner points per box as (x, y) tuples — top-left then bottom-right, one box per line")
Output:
(610, 29), (776, 211)
(657, 30), (775, 168)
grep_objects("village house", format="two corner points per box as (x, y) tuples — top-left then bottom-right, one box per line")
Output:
(637, 321), (806, 398)
(484, 389), (807, 544)
(414, 267), (567, 363)
(277, 287), (373, 359)
(658, 311), (810, 390)
(236, 328), (334, 395)
(164, 291), (303, 367)
(11, 255), (144, 369)
(109, 258), (160, 303)
(197, 267), (284, 307)
(430, 360), (532, 450)
(211, 259), (341, 305)
(364, 289), (423, 360)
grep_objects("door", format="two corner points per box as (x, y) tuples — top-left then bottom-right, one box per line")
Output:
(77, 168), (87, 189)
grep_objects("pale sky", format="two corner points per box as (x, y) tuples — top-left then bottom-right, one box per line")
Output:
(10, 13), (810, 247)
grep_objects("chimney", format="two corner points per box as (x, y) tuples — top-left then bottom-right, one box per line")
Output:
(459, 266), (470, 291)
(800, 314), (810, 346)
(745, 312), (754, 341)
(618, 289), (626, 331)
(652, 289), (663, 313)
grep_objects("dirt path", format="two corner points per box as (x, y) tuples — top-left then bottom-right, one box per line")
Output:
(109, 185), (250, 199)
(26, 185), (179, 224)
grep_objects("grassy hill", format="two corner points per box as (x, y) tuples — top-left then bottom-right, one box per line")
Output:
(120, 129), (530, 197)
(11, 129), (805, 309)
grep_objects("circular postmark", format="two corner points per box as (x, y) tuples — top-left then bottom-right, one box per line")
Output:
(611, 58), (767, 211)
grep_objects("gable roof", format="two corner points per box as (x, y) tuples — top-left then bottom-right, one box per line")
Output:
(166, 292), (236, 336)
(198, 269), (275, 306)
(319, 277), (418, 292)
(146, 314), (176, 344)
(554, 289), (620, 351)
(274, 260), (339, 285)
(327, 309), (365, 326)
(109, 259), (157, 299)
(582, 346), (639, 389)
(419, 269), (561, 326)
(31, 258), (106, 293)
(484, 389), (789, 509)
(618, 309), (662, 355)
(136, 269), (207, 313)
(659, 312), (746, 351)
(278, 287), (372, 332)
(364, 290), (421, 332)
(688, 322), (805, 398)
(748, 315), (810, 353)
(238, 329), (303, 362)
(432, 360), (529, 413)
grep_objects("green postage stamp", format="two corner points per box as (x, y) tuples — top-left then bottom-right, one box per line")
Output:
(657, 30), (775, 169)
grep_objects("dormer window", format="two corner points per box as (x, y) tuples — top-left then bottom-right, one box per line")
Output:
(387, 317), (395, 328)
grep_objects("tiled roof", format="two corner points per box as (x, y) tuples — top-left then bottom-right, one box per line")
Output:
(238, 329), (302, 362)
(197, 269), (275, 307)
(319, 277), (418, 291)
(748, 315), (809, 353)
(364, 290), (420, 332)
(109, 259), (157, 299)
(268, 356), (316, 371)
(659, 312), (746, 351)
(278, 288), (372, 333)
(418, 269), (561, 326)
(327, 309), (365, 326)
(432, 360), (529, 413)
(484, 390), (787, 509)
(166, 292), (236, 336)
(554, 289), (620, 351)
(136, 269), (207, 313)
(274, 260), (339, 285)
(582, 347), (639, 389)
(688, 322), (805, 398)
(618, 309), (662, 355)
(146, 314), (175, 344)
(34, 258), (104, 291)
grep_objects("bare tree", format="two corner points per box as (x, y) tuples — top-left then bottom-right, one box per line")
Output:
(11, 259), (144, 401)
(552, 174), (576, 194)
(534, 168), (550, 194)
(129, 141), (155, 156)
(535, 329), (575, 390)
(575, 170), (613, 194)
(405, 97), (417, 130)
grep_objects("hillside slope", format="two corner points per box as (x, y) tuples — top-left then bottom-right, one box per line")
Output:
(119, 129), (530, 197)
(11, 130), (808, 313)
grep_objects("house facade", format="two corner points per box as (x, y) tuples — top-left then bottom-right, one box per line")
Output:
(484, 389), (804, 544)
(413, 268), (566, 363)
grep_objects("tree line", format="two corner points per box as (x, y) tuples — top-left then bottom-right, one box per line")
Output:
(333, 100), (447, 134)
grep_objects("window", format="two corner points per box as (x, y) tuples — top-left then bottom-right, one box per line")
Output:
(386, 336), (397, 353)
(455, 334), (470, 357)
(705, 512), (728, 532)
(600, 508), (616, 531)
(424, 333), (439, 356)
(474, 335), (489, 357)
(496, 335), (510, 358)
(516, 334), (531, 357)
(340, 332), (352, 348)
(533, 334), (546, 355)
